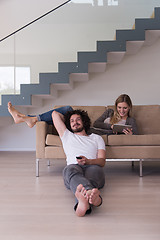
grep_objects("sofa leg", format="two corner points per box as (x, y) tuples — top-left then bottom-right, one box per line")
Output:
(132, 161), (134, 167)
(139, 159), (143, 177)
(36, 158), (39, 177)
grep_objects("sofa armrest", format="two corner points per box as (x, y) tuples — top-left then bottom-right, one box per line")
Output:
(36, 121), (49, 159)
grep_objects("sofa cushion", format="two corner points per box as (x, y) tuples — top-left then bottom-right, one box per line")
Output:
(46, 134), (62, 146)
(106, 146), (160, 159)
(108, 134), (160, 146)
(46, 133), (108, 146)
(132, 105), (160, 134)
(45, 146), (66, 159)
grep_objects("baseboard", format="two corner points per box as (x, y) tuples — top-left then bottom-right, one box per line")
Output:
(0, 148), (36, 151)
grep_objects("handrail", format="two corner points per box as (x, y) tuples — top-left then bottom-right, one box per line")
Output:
(0, 0), (71, 42)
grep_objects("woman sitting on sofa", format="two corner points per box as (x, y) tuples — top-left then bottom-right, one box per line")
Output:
(93, 94), (138, 135)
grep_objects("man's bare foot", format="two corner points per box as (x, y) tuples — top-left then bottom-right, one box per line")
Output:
(8, 101), (25, 124)
(88, 188), (102, 207)
(75, 184), (90, 217)
(8, 101), (37, 128)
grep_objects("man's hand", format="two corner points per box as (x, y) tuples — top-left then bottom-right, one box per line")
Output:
(76, 150), (106, 167)
(76, 156), (87, 165)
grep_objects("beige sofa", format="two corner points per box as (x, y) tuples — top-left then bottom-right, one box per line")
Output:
(36, 105), (160, 177)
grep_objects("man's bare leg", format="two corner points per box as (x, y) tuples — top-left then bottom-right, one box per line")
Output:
(75, 184), (90, 217)
(8, 101), (38, 128)
(87, 188), (102, 207)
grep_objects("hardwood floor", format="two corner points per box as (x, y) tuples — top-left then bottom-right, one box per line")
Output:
(0, 151), (160, 240)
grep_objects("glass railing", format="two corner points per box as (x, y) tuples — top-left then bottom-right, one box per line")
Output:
(0, 0), (160, 104)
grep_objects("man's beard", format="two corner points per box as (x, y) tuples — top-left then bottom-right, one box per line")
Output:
(72, 125), (84, 133)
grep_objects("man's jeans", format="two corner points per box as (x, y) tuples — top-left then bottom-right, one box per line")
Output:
(63, 164), (105, 194)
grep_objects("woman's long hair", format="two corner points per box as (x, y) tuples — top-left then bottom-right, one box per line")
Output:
(110, 94), (132, 125)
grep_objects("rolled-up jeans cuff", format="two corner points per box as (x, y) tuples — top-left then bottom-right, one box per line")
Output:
(74, 203), (92, 215)
(37, 115), (41, 121)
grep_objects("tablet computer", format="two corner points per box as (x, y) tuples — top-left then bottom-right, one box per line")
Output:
(113, 124), (132, 133)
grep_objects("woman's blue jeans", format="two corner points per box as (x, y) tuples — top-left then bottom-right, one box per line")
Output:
(28, 106), (73, 125)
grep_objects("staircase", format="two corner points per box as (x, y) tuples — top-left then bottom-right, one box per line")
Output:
(0, 7), (160, 124)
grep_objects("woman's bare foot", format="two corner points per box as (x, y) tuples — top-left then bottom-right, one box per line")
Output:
(88, 188), (102, 207)
(8, 101), (25, 124)
(75, 184), (90, 217)
(8, 101), (37, 128)
(22, 116), (37, 128)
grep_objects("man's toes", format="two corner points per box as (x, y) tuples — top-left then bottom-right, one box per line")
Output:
(76, 184), (83, 192)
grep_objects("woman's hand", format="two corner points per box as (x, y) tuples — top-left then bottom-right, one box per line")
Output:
(111, 124), (118, 134)
(123, 128), (133, 135)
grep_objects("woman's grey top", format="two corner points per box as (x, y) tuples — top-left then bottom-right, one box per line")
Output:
(92, 108), (138, 135)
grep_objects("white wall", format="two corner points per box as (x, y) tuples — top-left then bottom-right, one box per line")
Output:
(0, 0), (160, 151)
(0, 1), (158, 81)
(1, 37), (160, 151)
(0, 0), (67, 39)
